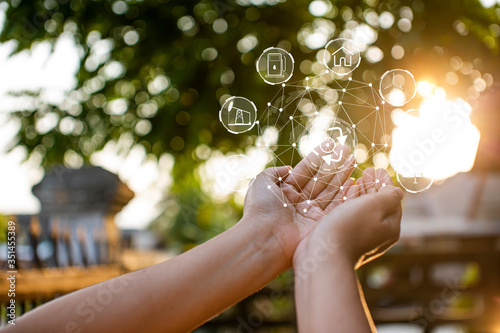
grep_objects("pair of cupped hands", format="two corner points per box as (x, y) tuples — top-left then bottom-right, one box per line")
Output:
(242, 142), (403, 270)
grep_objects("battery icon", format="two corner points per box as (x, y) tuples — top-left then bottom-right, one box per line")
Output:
(266, 53), (285, 78)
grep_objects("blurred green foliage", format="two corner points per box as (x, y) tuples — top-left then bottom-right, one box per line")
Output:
(1, 0), (499, 247)
(0, 215), (9, 242)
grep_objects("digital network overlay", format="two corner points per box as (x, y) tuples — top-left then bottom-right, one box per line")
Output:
(218, 38), (431, 217)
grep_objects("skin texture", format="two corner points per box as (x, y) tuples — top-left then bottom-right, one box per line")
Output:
(246, 143), (357, 267)
(293, 169), (403, 333)
(4, 143), (403, 333)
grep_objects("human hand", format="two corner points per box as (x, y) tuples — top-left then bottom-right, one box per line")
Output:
(243, 142), (357, 267)
(293, 168), (403, 269)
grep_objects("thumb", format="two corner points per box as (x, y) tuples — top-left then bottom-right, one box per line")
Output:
(374, 185), (404, 215)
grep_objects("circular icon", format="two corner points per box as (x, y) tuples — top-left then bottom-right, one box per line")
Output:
(304, 117), (357, 173)
(323, 38), (361, 75)
(379, 69), (416, 106)
(215, 154), (258, 192)
(319, 137), (336, 154)
(256, 47), (294, 85)
(396, 172), (433, 194)
(390, 109), (434, 193)
(219, 96), (257, 134)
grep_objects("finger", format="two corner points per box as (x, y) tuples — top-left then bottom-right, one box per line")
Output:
(281, 181), (302, 204)
(261, 166), (292, 185)
(355, 177), (366, 195)
(383, 204), (403, 240)
(362, 167), (377, 194)
(315, 157), (355, 210)
(374, 168), (393, 192)
(305, 151), (354, 204)
(257, 166), (294, 204)
(325, 144), (351, 173)
(344, 184), (360, 201)
(375, 185), (404, 215)
(282, 141), (332, 191)
(324, 178), (354, 213)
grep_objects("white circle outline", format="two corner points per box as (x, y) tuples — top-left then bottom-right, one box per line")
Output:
(219, 96), (257, 134)
(323, 38), (361, 75)
(397, 172), (434, 194)
(308, 117), (358, 173)
(319, 137), (336, 154)
(256, 47), (295, 85)
(390, 108), (434, 193)
(379, 69), (417, 106)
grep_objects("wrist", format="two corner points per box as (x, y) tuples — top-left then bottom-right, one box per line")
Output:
(293, 234), (356, 272)
(237, 215), (291, 272)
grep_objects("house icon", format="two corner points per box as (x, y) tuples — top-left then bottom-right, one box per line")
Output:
(332, 46), (353, 67)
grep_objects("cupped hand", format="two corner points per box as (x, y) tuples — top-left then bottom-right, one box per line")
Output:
(243, 142), (357, 266)
(293, 168), (403, 269)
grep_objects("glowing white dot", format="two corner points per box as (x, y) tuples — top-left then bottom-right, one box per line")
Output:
(314, 177), (318, 181)
(278, 177), (282, 181)
(375, 179), (380, 183)
(267, 185), (271, 189)
(343, 196), (347, 200)
(292, 143), (297, 147)
(339, 101), (343, 105)
(384, 143), (388, 147)
(340, 186), (344, 190)
(255, 120), (259, 124)
(354, 163), (358, 167)
(315, 111), (319, 115)
(307, 200), (311, 204)
(352, 124), (356, 128)
(303, 208), (307, 213)
(306, 77), (310, 81)
(289, 116), (293, 120)
(382, 183), (386, 187)
(306, 86), (310, 90)
(289, 169), (292, 174)
(342, 88), (346, 92)
(382, 100), (386, 104)
(376, 106), (380, 110)
(325, 70), (329, 73)
(267, 102), (271, 106)
(284, 203), (287, 207)
(369, 83), (373, 87)
(282, 83), (286, 87)
(371, 143), (375, 147)
(348, 77), (352, 81)
(279, 108), (283, 112)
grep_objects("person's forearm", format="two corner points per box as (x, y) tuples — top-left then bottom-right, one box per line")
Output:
(294, 245), (375, 333)
(6, 217), (289, 333)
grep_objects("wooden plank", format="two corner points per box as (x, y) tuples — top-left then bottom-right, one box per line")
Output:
(0, 265), (123, 301)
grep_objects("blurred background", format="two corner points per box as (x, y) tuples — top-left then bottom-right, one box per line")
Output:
(0, 0), (499, 332)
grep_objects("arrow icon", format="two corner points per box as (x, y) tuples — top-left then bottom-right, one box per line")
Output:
(329, 127), (347, 145)
(321, 150), (343, 166)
